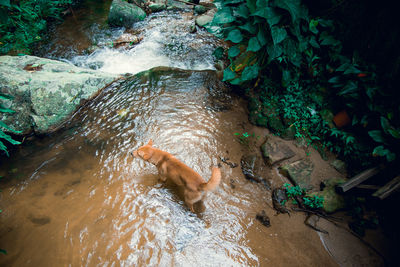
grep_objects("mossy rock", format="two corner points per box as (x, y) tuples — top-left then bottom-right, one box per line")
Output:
(267, 115), (285, 134)
(279, 159), (314, 190)
(282, 125), (296, 140)
(108, 0), (146, 28)
(311, 178), (347, 213)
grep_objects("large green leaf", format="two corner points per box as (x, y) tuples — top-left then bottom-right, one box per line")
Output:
(225, 29), (243, 43)
(253, 7), (281, 26)
(234, 3), (249, 18)
(380, 116), (390, 135)
(241, 64), (260, 81)
(0, 121), (21, 133)
(267, 44), (283, 61)
(368, 130), (385, 143)
(228, 45), (241, 58)
(0, 0), (11, 7)
(257, 27), (268, 46)
(246, 0), (257, 13)
(271, 26), (287, 45)
(275, 0), (302, 22)
(388, 128), (400, 139)
(213, 7), (236, 24)
(223, 68), (237, 81)
(373, 146), (396, 162)
(0, 140), (9, 156)
(338, 81), (358, 96)
(247, 37), (261, 52)
(0, 93), (14, 100)
(0, 131), (21, 145)
(239, 22), (257, 34)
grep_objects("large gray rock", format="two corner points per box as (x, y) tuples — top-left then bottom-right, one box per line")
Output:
(279, 159), (314, 190)
(108, 0), (146, 28)
(261, 139), (295, 165)
(195, 9), (215, 27)
(0, 55), (118, 135)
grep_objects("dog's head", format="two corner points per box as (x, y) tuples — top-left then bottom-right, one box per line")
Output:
(132, 139), (153, 161)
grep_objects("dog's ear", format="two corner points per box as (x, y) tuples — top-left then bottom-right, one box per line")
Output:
(147, 139), (153, 146)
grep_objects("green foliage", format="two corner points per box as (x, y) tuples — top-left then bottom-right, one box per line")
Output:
(283, 183), (304, 198)
(0, 93), (21, 156)
(0, 0), (72, 55)
(303, 195), (324, 209)
(284, 183), (324, 209)
(234, 132), (259, 146)
(208, 0), (400, 170)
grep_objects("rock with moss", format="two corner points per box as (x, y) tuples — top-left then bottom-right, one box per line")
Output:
(148, 3), (166, 12)
(279, 159), (314, 190)
(108, 0), (146, 28)
(312, 178), (347, 213)
(261, 139), (295, 165)
(0, 55), (118, 135)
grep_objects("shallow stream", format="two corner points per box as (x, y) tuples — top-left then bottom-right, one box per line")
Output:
(0, 1), (337, 266)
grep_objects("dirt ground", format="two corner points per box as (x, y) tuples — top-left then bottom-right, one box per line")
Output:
(242, 122), (392, 266)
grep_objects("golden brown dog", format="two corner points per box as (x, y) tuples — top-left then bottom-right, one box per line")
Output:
(132, 139), (221, 212)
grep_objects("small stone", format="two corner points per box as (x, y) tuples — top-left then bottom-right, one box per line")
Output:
(194, 5), (207, 15)
(279, 159), (314, 190)
(195, 14), (213, 27)
(261, 139), (295, 165)
(256, 210), (271, 227)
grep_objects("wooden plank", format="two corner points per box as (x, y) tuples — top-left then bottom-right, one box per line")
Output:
(373, 175), (400, 200)
(355, 184), (380, 190)
(337, 167), (381, 193)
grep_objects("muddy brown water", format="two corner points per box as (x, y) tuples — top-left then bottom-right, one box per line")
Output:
(0, 69), (337, 266)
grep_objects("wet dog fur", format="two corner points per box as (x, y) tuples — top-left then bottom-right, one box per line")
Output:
(132, 140), (221, 212)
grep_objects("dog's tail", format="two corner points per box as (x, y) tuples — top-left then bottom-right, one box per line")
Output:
(199, 167), (221, 191)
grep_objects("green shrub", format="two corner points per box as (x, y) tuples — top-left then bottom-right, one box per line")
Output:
(207, 0), (400, 171)
(0, 93), (21, 156)
(0, 0), (73, 55)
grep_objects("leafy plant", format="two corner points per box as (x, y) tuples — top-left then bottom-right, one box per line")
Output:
(234, 131), (258, 146)
(283, 183), (324, 209)
(303, 195), (324, 209)
(0, 93), (21, 156)
(0, 0), (73, 55)
(283, 183), (304, 198)
(208, 0), (400, 171)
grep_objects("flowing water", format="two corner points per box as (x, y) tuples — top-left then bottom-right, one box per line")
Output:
(0, 1), (337, 266)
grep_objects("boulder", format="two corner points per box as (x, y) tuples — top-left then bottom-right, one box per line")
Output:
(312, 178), (347, 213)
(195, 9), (215, 27)
(148, 3), (166, 12)
(0, 55), (118, 135)
(261, 139), (295, 165)
(279, 159), (314, 190)
(108, 0), (146, 28)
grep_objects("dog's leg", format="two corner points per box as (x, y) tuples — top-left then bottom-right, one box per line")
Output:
(184, 190), (202, 213)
